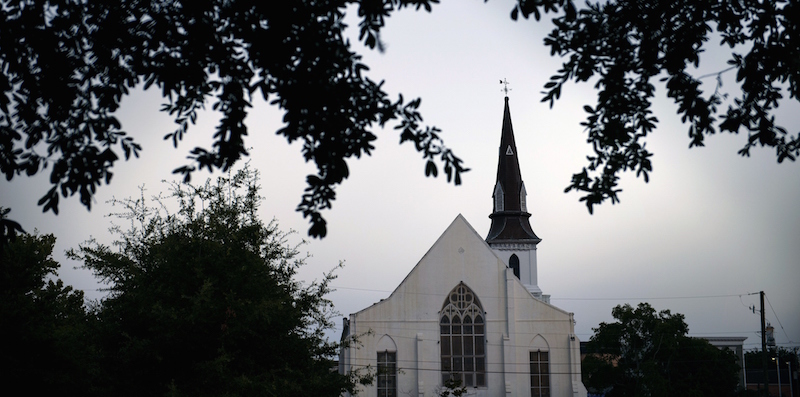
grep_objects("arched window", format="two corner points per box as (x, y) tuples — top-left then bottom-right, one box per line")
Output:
(509, 254), (520, 279)
(440, 283), (485, 387)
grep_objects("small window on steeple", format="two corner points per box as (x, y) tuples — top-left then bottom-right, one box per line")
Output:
(505, 145), (514, 155)
(493, 183), (504, 212)
(509, 254), (520, 279)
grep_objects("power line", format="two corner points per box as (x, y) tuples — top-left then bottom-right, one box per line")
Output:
(765, 293), (797, 344)
(552, 293), (746, 301)
(326, 283), (754, 302)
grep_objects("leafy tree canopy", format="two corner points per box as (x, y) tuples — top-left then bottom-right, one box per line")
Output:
(744, 346), (799, 375)
(520, 0), (799, 211)
(1, 0), (797, 240)
(0, 0), (467, 239)
(1, 232), (94, 395)
(67, 167), (364, 396)
(582, 303), (740, 397)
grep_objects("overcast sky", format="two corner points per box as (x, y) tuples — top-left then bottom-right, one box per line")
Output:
(2, 0), (798, 351)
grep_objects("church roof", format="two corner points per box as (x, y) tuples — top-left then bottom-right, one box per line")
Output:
(348, 214), (566, 318)
(486, 96), (541, 245)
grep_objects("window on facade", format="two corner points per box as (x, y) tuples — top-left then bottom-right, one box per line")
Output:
(441, 283), (486, 387)
(377, 351), (397, 397)
(509, 254), (520, 279)
(530, 350), (550, 397)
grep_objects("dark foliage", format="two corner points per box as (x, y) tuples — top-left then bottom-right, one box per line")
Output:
(1, 169), (366, 396)
(0, 206), (25, 251)
(582, 303), (740, 397)
(744, 346), (800, 384)
(2, 0), (796, 242)
(68, 168), (363, 396)
(0, 0), (466, 240)
(0, 232), (95, 395)
(513, 0), (799, 212)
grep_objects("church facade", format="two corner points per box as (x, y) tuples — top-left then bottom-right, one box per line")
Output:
(339, 98), (588, 397)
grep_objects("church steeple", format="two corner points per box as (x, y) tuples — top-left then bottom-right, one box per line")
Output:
(486, 96), (547, 301)
(486, 96), (540, 245)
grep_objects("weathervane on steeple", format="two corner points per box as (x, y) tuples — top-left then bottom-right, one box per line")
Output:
(500, 78), (511, 96)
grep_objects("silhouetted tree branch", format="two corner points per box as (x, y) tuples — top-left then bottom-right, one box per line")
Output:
(2, 0), (796, 244)
(513, 0), (798, 212)
(0, 0), (467, 240)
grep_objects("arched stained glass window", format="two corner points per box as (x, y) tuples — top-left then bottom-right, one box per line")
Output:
(440, 283), (486, 387)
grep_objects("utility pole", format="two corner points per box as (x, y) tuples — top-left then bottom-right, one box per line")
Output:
(777, 356), (783, 397)
(762, 291), (769, 396)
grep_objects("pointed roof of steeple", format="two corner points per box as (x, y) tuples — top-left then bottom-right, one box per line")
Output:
(486, 96), (540, 245)
(496, 96), (523, 211)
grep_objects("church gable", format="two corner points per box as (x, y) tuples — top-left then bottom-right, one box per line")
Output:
(352, 214), (508, 323)
(351, 213), (571, 332)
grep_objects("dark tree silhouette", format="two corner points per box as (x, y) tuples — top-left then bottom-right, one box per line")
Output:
(582, 303), (740, 397)
(1, 0), (796, 241)
(68, 167), (367, 396)
(0, 0), (467, 239)
(1, 169), (371, 395)
(1, 232), (94, 395)
(513, 0), (798, 212)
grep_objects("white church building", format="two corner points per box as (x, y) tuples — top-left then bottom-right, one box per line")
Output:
(339, 97), (588, 397)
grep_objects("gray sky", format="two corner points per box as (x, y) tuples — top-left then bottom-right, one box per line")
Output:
(2, 0), (798, 351)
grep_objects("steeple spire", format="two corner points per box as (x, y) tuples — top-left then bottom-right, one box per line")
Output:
(486, 95), (546, 300)
(486, 96), (540, 245)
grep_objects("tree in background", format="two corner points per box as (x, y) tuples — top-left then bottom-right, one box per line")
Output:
(745, 347), (800, 396)
(582, 303), (740, 397)
(0, 232), (95, 395)
(1, 0), (796, 239)
(68, 167), (363, 396)
(745, 347), (800, 370)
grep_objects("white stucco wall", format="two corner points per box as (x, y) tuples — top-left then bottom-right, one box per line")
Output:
(341, 215), (586, 397)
